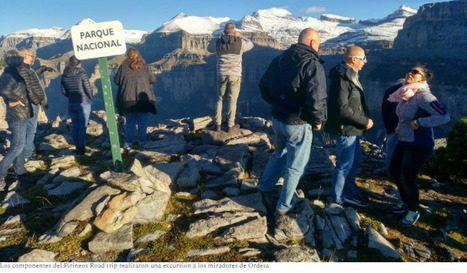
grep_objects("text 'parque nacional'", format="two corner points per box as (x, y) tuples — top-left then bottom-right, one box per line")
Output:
(70, 20), (126, 60)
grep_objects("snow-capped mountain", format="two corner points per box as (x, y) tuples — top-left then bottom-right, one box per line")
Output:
(0, 5), (417, 54)
(154, 6), (417, 48)
(0, 18), (147, 50)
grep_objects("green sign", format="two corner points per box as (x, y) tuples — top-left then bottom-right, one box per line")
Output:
(98, 57), (123, 172)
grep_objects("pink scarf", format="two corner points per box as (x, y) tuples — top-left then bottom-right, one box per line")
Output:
(388, 82), (428, 102)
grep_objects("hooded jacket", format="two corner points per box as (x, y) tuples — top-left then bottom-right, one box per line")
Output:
(207, 33), (254, 76)
(61, 66), (93, 104)
(259, 43), (327, 126)
(0, 66), (32, 121)
(324, 62), (370, 136)
(395, 87), (450, 147)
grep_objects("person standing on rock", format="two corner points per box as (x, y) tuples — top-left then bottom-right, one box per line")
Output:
(207, 23), (254, 132)
(114, 47), (156, 150)
(324, 46), (373, 208)
(258, 28), (327, 215)
(61, 56), (93, 155)
(17, 47), (56, 161)
(0, 50), (34, 190)
(388, 65), (450, 226)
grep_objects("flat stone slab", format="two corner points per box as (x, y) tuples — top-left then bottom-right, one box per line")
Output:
(192, 192), (267, 215)
(186, 212), (260, 238)
(88, 224), (133, 254)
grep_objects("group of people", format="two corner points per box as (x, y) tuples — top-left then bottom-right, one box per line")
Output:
(0, 25), (451, 227)
(257, 27), (450, 226)
(0, 46), (156, 191)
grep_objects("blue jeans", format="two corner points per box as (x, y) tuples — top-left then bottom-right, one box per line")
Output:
(125, 112), (148, 146)
(331, 135), (362, 203)
(258, 118), (313, 212)
(23, 103), (39, 158)
(384, 132), (398, 173)
(69, 103), (91, 148)
(0, 120), (28, 178)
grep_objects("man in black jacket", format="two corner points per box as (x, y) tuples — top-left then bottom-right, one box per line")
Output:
(258, 28), (327, 215)
(324, 46), (373, 207)
(17, 47), (55, 160)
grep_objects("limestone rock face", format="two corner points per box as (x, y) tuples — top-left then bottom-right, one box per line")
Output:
(393, 1), (467, 51)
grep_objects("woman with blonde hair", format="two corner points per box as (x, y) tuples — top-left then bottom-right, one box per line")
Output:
(114, 48), (156, 150)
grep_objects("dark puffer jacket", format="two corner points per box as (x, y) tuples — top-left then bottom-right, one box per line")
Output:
(324, 62), (370, 136)
(0, 67), (31, 121)
(114, 63), (157, 114)
(259, 43), (327, 126)
(17, 63), (48, 107)
(61, 66), (93, 104)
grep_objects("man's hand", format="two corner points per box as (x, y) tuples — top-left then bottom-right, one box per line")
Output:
(313, 123), (322, 131)
(8, 100), (25, 107)
(366, 118), (374, 130)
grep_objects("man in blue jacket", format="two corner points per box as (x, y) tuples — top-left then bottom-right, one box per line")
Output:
(324, 46), (373, 207)
(258, 28), (327, 216)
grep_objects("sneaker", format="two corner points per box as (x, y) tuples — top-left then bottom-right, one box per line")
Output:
(0, 178), (6, 191)
(401, 210), (420, 226)
(277, 203), (303, 216)
(16, 173), (36, 184)
(344, 196), (369, 208)
(391, 202), (408, 214)
(228, 124), (240, 132)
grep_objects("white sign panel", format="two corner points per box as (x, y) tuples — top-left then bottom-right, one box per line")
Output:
(70, 20), (126, 60)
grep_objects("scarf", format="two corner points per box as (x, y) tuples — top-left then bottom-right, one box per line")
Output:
(387, 82), (428, 102)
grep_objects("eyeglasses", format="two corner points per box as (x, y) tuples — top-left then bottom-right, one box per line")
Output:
(349, 56), (367, 61)
(408, 69), (425, 78)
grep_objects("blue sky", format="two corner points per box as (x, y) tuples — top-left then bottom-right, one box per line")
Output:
(1, 0), (446, 35)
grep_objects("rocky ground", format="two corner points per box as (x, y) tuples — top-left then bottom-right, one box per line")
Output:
(0, 111), (466, 262)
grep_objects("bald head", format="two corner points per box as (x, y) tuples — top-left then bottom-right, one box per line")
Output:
(344, 46), (367, 71)
(298, 28), (321, 52)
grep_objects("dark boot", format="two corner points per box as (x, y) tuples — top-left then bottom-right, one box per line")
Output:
(76, 146), (85, 155)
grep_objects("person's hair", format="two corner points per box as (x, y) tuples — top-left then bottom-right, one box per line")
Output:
(414, 65), (433, 81)
(17, 46), (32, 58)
(224, 23), (236, 34)
(123, 47), (145, 70)
(3, 50), (24, 67)
(67, 55), (81, 72)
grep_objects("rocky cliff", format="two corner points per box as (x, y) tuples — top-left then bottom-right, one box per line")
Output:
(393, 1), (467, 56)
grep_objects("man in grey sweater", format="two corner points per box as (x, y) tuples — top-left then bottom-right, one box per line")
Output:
(208, 23), (253, 132)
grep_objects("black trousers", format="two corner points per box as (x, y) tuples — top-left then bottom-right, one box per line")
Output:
(389, 142), (433, 211)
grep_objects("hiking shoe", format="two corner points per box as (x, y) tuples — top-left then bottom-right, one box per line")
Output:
(0, 178), (6, 191)
(16, 173), (36, 184)
(391, 202), (408, 214)
(344, 196), (369, 208)
(228, 124), (240, 132)
(401, 210), (420, 226)
(277, 203), (303, 216)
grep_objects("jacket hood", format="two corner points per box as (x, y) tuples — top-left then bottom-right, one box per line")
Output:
(329, 62), (362, 90)
(63, 66), (84, 76)
(278, 43), (322, 70)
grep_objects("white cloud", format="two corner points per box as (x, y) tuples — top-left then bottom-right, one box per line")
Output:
(304, 6), (326, 14)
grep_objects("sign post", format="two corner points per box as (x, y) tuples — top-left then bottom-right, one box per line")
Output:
(70, 21), (127, 172)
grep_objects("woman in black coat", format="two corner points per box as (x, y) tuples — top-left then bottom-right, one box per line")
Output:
(114, 48), (156, 150)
